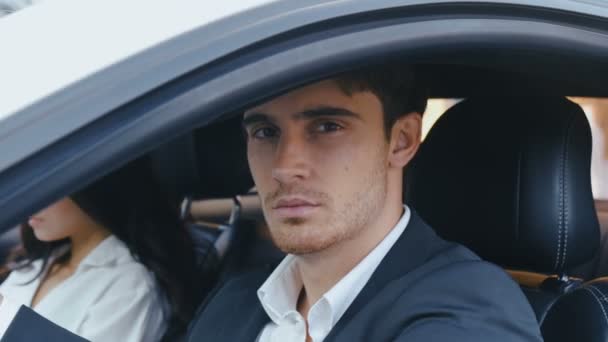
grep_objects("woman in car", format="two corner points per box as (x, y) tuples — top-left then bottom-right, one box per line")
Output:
(0, 157), (205, 341)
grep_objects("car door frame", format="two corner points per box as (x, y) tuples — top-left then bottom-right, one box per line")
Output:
(1, 2), (608, 231)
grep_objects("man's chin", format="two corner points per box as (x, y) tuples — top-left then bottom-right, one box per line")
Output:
(275, 241), (331, 255)
(267, 214), (313, 230)
(281, 217), (307, 226)
(270, 229), (337, 255)
(266, 215), (338, 253)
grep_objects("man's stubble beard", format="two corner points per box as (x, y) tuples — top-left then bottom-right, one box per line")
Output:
(265, 157), (388, 255)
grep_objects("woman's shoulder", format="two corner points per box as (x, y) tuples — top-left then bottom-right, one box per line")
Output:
(84, 253), (166, 320)
(97, 260), (158, 296)
(0, 259), (45, 305)
(1, 259), (44, 284)
(81, 236), (159, 292)
(108, 261), (158, 293)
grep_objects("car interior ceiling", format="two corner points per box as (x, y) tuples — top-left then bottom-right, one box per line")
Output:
(2, 58), (608, 338)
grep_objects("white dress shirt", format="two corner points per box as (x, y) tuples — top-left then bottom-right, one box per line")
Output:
(0, 235), (167, 342)
(257, 206), (411, 342)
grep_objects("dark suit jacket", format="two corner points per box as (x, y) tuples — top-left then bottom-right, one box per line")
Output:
(1, 212), (542, 341)
(186, 211), (543, 341)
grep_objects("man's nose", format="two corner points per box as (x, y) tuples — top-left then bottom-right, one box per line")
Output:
(272, 133), (311, 184)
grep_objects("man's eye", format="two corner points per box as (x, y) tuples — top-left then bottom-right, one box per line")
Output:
(316, 122), (343, 133)
(252, 127), (278, 139)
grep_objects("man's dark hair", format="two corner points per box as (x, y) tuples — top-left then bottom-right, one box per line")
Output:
(334, 64), (428, 137)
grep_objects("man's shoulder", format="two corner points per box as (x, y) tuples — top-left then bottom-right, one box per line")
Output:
(335, 243), (542, 341)
(363, 215), (542, 340)
(407, 231), (522, 300)
(411, 246), (517, 293)
(405, 211), (507, 281)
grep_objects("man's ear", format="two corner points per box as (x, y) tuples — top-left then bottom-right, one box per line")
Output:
(387, 112), (422, 169)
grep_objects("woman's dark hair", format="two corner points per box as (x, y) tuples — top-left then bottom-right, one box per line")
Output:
(2, 156), (206, 340)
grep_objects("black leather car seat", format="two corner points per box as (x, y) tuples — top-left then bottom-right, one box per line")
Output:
(405, 96), (601, 330)
(541, 278), (608, 342)
(594, 201), (608, 276)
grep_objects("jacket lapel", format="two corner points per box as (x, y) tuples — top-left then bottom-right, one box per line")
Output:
(189, 268), (271, 342)
(325, 211), (443, 341)
(219, 274), (270, 341)
(231, 303), (268, 341)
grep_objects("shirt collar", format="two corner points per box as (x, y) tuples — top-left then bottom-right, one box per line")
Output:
(257, 205), (411, 326)
(77, 235), (133, 269)
(257, 254), (302, 324)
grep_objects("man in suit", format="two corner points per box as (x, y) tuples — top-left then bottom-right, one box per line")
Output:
(186, 65), (543, 341)
(0, 64), (542, 341)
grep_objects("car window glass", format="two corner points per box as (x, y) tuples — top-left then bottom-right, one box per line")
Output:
(570, 98), (608, 200)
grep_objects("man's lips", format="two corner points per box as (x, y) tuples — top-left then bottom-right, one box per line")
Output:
(273, 197), (319, 208)
(272, 197), (320, 218)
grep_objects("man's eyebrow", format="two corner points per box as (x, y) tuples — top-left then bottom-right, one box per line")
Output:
(242, 113), (272, 128)
(242, 106), (361, 128)
(296, 106), (362, 120)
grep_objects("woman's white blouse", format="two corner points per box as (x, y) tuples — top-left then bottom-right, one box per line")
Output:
(0, 235), (167, 342)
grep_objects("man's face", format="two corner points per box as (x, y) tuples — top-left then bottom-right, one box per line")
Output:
(243, 80), (392, 255)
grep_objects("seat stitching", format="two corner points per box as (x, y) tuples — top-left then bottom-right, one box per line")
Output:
(514, 151), (521, 241)
(590, 285), (608, 303)
(560, 115), (575, 271)
(584, 286), (608, 327)
(561, 146), (569, 271)
(554, 142), (564, 271)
